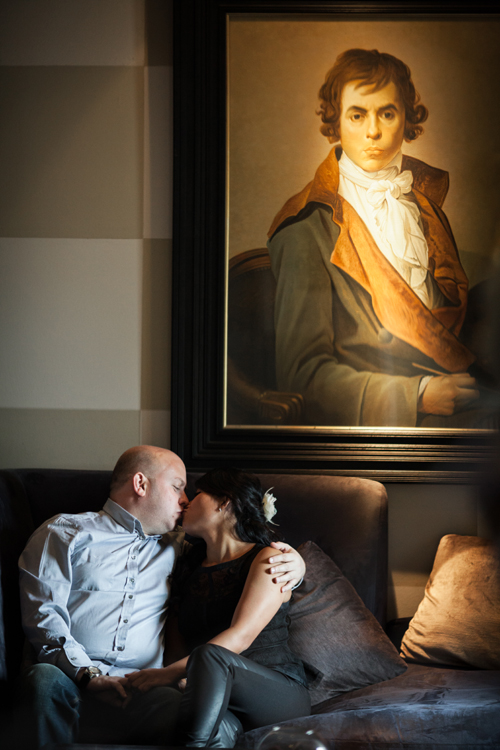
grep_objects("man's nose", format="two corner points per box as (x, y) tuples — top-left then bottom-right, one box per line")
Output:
(180, 492), (189, 508)
(366, 114), (381, 140)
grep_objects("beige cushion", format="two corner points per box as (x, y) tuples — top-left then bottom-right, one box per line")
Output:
(400, 534), (500, 669)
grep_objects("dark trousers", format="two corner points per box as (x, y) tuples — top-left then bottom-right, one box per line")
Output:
(14, 662), (242, 749)
(13, 663), (182, 748)
(177, 644), (311, 748)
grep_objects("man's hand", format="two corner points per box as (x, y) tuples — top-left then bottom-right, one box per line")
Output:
(125, 665), (182, 693)
(266, 541), (305, 593)
(420, 373), (479, 416)
(85, 674), (130, 708)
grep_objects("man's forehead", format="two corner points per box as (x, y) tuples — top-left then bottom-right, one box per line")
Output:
(157, 458), (186, 480)
(341, 79), (401, 107)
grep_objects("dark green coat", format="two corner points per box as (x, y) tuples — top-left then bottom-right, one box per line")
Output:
(268, 202), (445, 427)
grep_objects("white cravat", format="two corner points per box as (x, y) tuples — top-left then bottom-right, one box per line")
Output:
(338, 151), (445, 310)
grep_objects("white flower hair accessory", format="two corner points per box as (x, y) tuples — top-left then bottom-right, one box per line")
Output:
(262, 488), (278, 525)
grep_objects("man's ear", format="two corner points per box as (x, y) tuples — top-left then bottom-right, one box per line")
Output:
(132, 472), (148, 497)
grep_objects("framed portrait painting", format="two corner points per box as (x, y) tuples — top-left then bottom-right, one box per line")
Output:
(172, 1), (500, 481)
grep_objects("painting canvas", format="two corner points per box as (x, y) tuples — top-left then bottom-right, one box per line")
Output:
(225, 14), (500, 431)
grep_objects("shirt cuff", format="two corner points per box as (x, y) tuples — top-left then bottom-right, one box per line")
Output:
(417, 375), (433, 412)
(52, 647), (93, 681)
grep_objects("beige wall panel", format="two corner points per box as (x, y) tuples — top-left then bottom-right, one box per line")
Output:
(386, 482), (478, 619)
(0, 0), (145, 66)
(140, 409), (171, 448)
(143, 67), (173, 239)
(0, 238), (142, 410)
(387, 583), (429, 621)
(227, 17), (500, 286)
(0, 67), (143, 238)
(141, 239), (171, 410)
(0, 408), (140, 470)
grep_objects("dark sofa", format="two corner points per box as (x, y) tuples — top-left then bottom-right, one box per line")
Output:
(0, 468), (499, 749)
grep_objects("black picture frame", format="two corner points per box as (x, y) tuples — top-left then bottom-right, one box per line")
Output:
(172, 0), (498, 482)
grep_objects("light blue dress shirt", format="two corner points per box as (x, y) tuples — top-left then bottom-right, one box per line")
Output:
(19, 499), (186, 679)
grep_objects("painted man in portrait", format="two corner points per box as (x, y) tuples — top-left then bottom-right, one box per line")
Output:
(267, 48), (494, 427)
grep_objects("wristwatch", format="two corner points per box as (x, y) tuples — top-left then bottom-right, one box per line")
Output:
(78, 665), (102, 691)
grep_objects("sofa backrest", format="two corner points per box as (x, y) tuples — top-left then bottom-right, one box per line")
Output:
(0, 468), (388, 691)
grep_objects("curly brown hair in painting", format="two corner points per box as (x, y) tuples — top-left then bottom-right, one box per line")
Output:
(318, 48), (428, 143)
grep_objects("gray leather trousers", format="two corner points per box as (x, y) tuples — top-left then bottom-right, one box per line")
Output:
(177, 644), (311, 747)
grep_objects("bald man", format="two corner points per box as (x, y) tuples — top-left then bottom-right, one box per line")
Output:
(17, 446), (304, 748)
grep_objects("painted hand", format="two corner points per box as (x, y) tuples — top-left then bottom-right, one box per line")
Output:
(420, 373), (479, 415)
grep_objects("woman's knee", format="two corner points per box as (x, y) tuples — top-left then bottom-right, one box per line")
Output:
(186, 644), (237, 682)
(188, 643), (227, 667)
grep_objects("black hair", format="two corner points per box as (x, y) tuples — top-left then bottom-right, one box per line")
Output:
(195, 468), (281, 546)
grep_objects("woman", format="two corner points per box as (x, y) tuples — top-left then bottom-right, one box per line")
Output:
(126, 468), (310, 747)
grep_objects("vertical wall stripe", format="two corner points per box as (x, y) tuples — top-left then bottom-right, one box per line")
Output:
(0, 1), (175, 467)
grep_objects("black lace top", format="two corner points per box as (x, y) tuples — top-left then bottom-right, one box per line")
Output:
(175, 544), (307, 687)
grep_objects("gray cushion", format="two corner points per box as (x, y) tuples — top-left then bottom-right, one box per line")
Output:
(289, 541), (407, 706)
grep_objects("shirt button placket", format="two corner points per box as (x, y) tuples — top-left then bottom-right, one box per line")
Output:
(118, 542), (140, 656)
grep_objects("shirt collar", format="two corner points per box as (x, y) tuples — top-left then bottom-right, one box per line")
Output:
(103, 498), (149, 539)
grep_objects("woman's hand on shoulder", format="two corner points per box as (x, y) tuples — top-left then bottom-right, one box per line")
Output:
(251, 545), (293, 598)
(266, 541), (305, 592)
